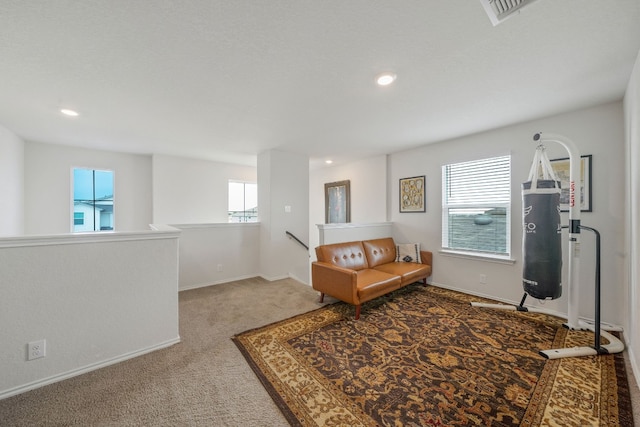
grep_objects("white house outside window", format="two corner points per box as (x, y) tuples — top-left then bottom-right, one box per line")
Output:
(442, 155), (511, 257)
(228, 181), (257, 223)
(73, 168), (114, 232)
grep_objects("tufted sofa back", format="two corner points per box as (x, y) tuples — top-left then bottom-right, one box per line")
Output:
(315, 241), (369, 271)
(362, 238), (397, 267)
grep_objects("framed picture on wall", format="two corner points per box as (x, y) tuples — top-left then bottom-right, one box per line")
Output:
(399, 175), (425, 213)
(325, 180), (351, 223)
(549, 154), (592, 212)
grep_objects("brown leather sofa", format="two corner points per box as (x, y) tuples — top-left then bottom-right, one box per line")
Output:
(312, 237), (432, 319)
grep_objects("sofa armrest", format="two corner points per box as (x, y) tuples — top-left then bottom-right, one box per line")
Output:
(420, 250), (433, 269)
(311, 262), (358, 304)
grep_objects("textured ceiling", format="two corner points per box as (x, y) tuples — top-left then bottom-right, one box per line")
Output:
(1, 1), (639, 168)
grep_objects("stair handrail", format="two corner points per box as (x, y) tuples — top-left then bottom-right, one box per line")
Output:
(285, 231), (309, 251)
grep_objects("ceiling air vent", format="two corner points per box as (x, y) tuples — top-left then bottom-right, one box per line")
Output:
(479, 0), (540, 26)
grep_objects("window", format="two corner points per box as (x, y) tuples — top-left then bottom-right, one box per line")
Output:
(74, 212), (84, 225)
(442, 155), (511, 257)
(228, 181), (257, 223)
(73, 168), (114, 232)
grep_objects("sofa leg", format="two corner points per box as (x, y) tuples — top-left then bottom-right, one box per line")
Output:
(319, 293), (325, 303)
(422, 278), (427, 287)
(355, 305), (361, 320)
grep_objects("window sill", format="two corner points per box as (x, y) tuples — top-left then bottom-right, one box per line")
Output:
(439, 249), (516, 265)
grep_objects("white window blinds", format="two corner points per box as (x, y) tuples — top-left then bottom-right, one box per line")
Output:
(444, 156), (511, 205)
(442, 155), (511, 256)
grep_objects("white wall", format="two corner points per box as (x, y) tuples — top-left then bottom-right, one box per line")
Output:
(19, 143), (278, 292)
(388, 102), (626, 326)
(24, 142), (153, 234)
(259, 150), (310, 283)
(0, 124), (24, 236)
(624, 48), (640, 387)
(172, 223), (260, 290)
(309, 155), (387, 257)
(0, 230), (180, 399)
(152, 154), (256, 224)
(317, 222), (393, 246)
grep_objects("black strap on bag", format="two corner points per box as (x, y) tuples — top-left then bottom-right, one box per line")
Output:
(522, 146), (563, 300)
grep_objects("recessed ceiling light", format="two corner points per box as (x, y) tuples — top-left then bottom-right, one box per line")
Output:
(325, 160), (333, 164)
(376, 73), (396, 86)
(60, 108), (79, 117)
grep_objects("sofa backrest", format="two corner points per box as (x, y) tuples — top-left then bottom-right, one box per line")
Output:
(315, 241), (369, 271)
(362, 237), (397, 268)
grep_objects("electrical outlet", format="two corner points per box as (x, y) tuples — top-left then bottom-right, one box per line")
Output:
(28, 339), (46, 361)
(479, 274), (487, 284)
(217, 264), (223, 272)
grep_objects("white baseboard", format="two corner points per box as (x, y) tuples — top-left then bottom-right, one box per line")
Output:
(627, 345), (640, 393)
(431, 282), (626, 333)
(0, 337), (181, 401)
(179, 273), (310, 292)
(259, 273), (289, 282)
(178, 275), (257, 292)
(430, 281), (568, 322)
(285, 273), (310, 286)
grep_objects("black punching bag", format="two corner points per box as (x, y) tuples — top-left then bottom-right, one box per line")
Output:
(522, 179), (562, 300)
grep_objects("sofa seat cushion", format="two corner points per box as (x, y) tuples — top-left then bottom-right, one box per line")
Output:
(374, 262), (432, 284)
(356, 269), (402, 302)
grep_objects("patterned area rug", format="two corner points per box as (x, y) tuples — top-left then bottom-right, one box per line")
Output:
(232, 285), (634, 426)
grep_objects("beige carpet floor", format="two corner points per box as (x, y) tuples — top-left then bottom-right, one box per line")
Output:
(1, 277), (639, 426)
